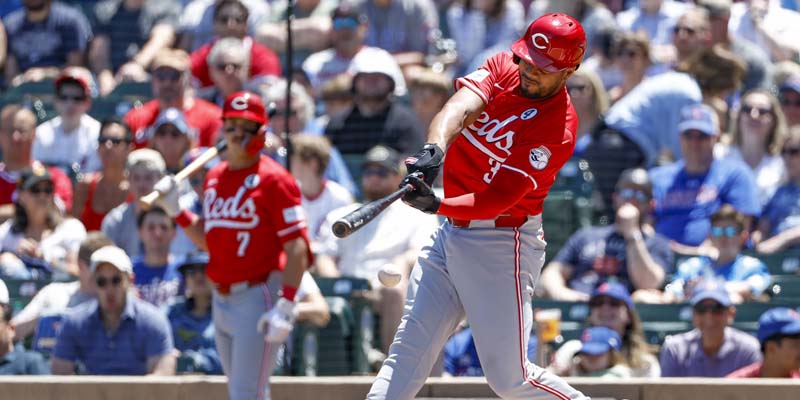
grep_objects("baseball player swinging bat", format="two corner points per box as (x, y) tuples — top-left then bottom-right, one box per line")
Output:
(332, 172), (423, 238)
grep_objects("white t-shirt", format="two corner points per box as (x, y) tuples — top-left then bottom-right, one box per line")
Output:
(300, 180), (354, 241)
(0, 218), (87, 266)
(297, 271), (320, 300)
(302, 46), (408, 97)
(714, 144), (786, 206)
(11, 281), (93, 326)
(317, 201), (439, 280)
(33, 114), (101, 173)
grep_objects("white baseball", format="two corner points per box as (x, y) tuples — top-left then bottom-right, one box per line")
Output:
(378, 264), (402, 288)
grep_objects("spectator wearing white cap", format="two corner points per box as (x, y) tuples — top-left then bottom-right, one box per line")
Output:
(0, 278), (50, 375)
(51, 245), (175, 375)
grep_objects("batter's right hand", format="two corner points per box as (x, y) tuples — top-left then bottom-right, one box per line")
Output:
(153, 175), (181, 217)
(405, 143), (444, 185)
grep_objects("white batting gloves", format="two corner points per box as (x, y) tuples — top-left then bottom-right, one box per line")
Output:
(257, 298), (298, 343)
(153, 175), (181, 217)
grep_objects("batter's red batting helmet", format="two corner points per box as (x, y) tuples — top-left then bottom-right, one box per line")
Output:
(222, 91), (268, 126)
(511, 13), (586, 73)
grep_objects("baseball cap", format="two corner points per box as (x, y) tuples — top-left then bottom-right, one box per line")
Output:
(17, 163), (53, 190)
(178, 252), (209, 273)
(678, 103), (719, 136)
(150, 107), (195, 140)
(90, 246), (133, 275)
(0, 279), (8, 305)
(151, 48), (190, 72)
(579, 326), (622, 355)
(331, 3), (366, 28)
(363, 145), (402, 173)
(757, 307), (800, 343)
(690, 281), (732, 307)
(126, 148), (166, 175)
(615, 168), (653, 198)
(591, 281), (634, 309)
(511, 13), (586, 73)
(223, 91), (268, 125)
(55, 67), (91, 96)
(779, 74), (800, 94)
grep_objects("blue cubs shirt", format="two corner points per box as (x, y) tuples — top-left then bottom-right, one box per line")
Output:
(132, 258), (182, 308)
(666, 254), (771, 300)
(761, 183), (800, 239)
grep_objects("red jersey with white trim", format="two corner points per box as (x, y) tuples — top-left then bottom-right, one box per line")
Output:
(203, 155), (309, 286)
(448, 51), (577, 216)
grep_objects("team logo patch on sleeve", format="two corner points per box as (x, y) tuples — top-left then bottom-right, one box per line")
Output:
(529, 146), (552, 170)
(282, 205), (305, 224)
(465, 69), (490, 82)
(520, 108), (538, 120)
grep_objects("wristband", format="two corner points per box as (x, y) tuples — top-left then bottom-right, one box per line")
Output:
(281, 284), (298, 301)
(176, 209), (197, 228)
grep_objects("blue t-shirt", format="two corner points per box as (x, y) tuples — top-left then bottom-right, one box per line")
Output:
(553, 225), (673, 295)
(761, 183), (800, 239)
(666, 255), (772, 300)
(604, 71), (702, 166)
(132, 258), (182, 309)
(650, 159), (761, 246)
(167, 298), (222, 374)
(52, 296), (174, 375)
(444, 327), (536, 377)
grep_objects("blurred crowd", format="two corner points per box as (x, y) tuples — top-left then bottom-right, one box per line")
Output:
(0, 0), (799, 381)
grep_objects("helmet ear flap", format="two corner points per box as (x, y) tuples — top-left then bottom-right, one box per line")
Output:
(244, 125), (267, 156)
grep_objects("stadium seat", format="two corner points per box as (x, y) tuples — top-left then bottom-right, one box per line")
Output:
(743, 249), (800, 275)
(635, 303), (692, 323)
(2, 79), (56, 104)
(281, 323), (320, 376)
(107, 81), (153, 103)
(315, 277), (375, 375)
(532, 300), (590, 322)
(89, 97), (131, 121)
(340, 154), (365, 190)
(767, 275), (800, 300)
(32, 313), (65, 357)
(642, 321), (692, 345)
(315, 296), (353, 375)
(4, 279), (50, 313)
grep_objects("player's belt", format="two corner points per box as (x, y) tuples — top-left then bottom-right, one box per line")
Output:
(447, 215), (532, 229)
(214, 276), (268, 296)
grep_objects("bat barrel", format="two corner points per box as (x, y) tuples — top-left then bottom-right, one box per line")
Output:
(331, 220), (352, 238)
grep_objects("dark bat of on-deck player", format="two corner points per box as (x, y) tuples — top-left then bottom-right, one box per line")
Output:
(332, 172), (423, 238)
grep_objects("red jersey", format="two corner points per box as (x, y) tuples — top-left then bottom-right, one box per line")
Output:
(726, 362), (800, 378)
(124, 99), (223, 148)
(445, 51), (577, 217)
(0, 162), (73, 211)
(190, 36), (281, 88)
(202, 155), (310, 286)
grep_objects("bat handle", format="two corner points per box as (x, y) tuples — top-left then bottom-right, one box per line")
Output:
(139, 190), (161, 210)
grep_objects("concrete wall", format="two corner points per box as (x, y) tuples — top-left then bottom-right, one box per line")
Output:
(0, 376), (798, 400)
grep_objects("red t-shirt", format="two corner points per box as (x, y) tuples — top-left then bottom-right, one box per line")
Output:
(442, 51), (577, 217)
(0, 162), (73, 211)
(124, 99), (223, 148)
(202, 155), (311, 286)
(190, 36), (281, 88)
(727, 362), (800, 378)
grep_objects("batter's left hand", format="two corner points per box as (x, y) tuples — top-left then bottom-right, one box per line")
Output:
(257, 298), (298, 343)
(401, 173), (440, 214)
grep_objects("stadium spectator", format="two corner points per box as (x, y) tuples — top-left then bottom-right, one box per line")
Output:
(124, 48), (222, 148)
(88, 0), (182, 96)
(727, 0), (800, 62)
(167, 252), (222, 375)
(549, 282), (660, 377)
(276, 271), (331, 373)
(148, 108), (195, 174)
(3, 0), (92, 86)
(566, 326), (631, 378)
(263, 80), (358, 196)
(302, 4), (407, 97)
(754, 126), (800, 254)
(608, 31), (650, 104)
(567, 68), (609, 156)
(443, 323), (536, 377)
(663, 205), (771, 304)
(541, 168), (673, 302)
(615, 0), (687, 67)
(727, 307), (800, 378)
(70, 118), (132, 231)
(581, 24), (623, 91)
(358, 0), (438, 68)
(189, 0), (280, 92)
(289, 135), (353, 242)
(0, 107), (74, 219)
(316, 145), (439, 355)
(195, 38), (249, 107)
(407, 68), (452, 137)
(32, 68), (100, 174)
(649, 104), (760, 249)
(11, 232), (111, 341)
(318, 73), (354, 123)
(0, 165), (86, 280)
(179, 0), (269, 52)
(324, 60), (424, 156)
(671, 6), (712, 68)
(255, 0), (337, 66)
(779, 74), (800, 129)
(102, 149), (196, 259)
(0, 291), (49, 375)
(659, 282), (761, 377)
(585, 46), (746, 218)
(132, 207), (182, 309)
(715, 89), (788, 206)
(181, 147), (220, 215)
(51, 245), (176, 375)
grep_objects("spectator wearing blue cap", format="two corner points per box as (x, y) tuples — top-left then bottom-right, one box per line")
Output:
(567, 326), (631, 378)
(779, 75), (800, 128)
(650, 103), (760, 250)
(549, 282), (660, 378)
(660, 281), (761, 377)
(148, 108), (197, 175)
(728, 307), (800, 378)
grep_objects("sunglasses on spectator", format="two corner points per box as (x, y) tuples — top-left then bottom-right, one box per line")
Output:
(681, 131), (713, 140)
(567, 84), (588, 93)
(780, 97), (800, 107)
(98, 136), (129, 146)
(741, 105), (772, 117)
(617, 187), (650, 202)
(153, 69), (182, 82)
(710, 226), (739, 238)
(617, 49), (642, 59)
(693, 303), (727, 315)
(155, 128), (185, 139)
(333, 17), (359, 30)
(782, 147), (800, 157)
(96, 275), (123, 288)
(362, 166), (392, 178)
(215, 14), (246, 24)
(673, 25), (697, 35)
(589, 296), (624, 308)
(28, 184), (54, 195)
(215, 63), (243, 72)
(57, 94), (87, 102)
(182, 265), (206, 276)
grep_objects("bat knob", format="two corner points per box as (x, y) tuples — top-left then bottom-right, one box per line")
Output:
(332, 220), (351, 238)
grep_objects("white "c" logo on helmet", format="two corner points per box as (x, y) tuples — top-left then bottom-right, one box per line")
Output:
(531, 33), (550, 50)
(231, 96), (249, 110)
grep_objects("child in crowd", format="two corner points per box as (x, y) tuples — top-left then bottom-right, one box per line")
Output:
(569, 326), (631, 378)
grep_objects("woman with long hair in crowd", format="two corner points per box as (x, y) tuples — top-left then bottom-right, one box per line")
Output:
(609, 31), (651, 104)
(566, 68), (609, 156)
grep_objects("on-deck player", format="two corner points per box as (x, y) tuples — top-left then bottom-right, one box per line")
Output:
(153, 91), (311, 400)
(367, 14), (589, 400)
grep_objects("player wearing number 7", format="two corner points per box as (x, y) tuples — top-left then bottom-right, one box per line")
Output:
(152, 91), (312, 400)
(368, 14), (589, 400)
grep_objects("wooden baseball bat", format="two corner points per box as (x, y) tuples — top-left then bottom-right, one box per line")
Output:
(139, 140), (227, 210)
(332, 178), (418, 238)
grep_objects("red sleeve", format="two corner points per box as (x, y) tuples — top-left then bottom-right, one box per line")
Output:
(124, 101), (159, 148)
(250, 42), (281, 78)
(454, 52), (513, 104)
(190, 45), (213, 88)
(48, 167), (73, 211)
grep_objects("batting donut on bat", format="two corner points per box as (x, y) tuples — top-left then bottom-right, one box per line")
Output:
(148, 91), (312, 400)
(367, 14), (589, 400)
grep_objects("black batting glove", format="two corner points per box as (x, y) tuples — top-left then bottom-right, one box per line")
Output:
(405, 143), (444, 185)
(401, 173), (440, 214)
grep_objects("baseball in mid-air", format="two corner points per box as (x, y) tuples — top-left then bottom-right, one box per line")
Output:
(378, 264), (402, 287)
